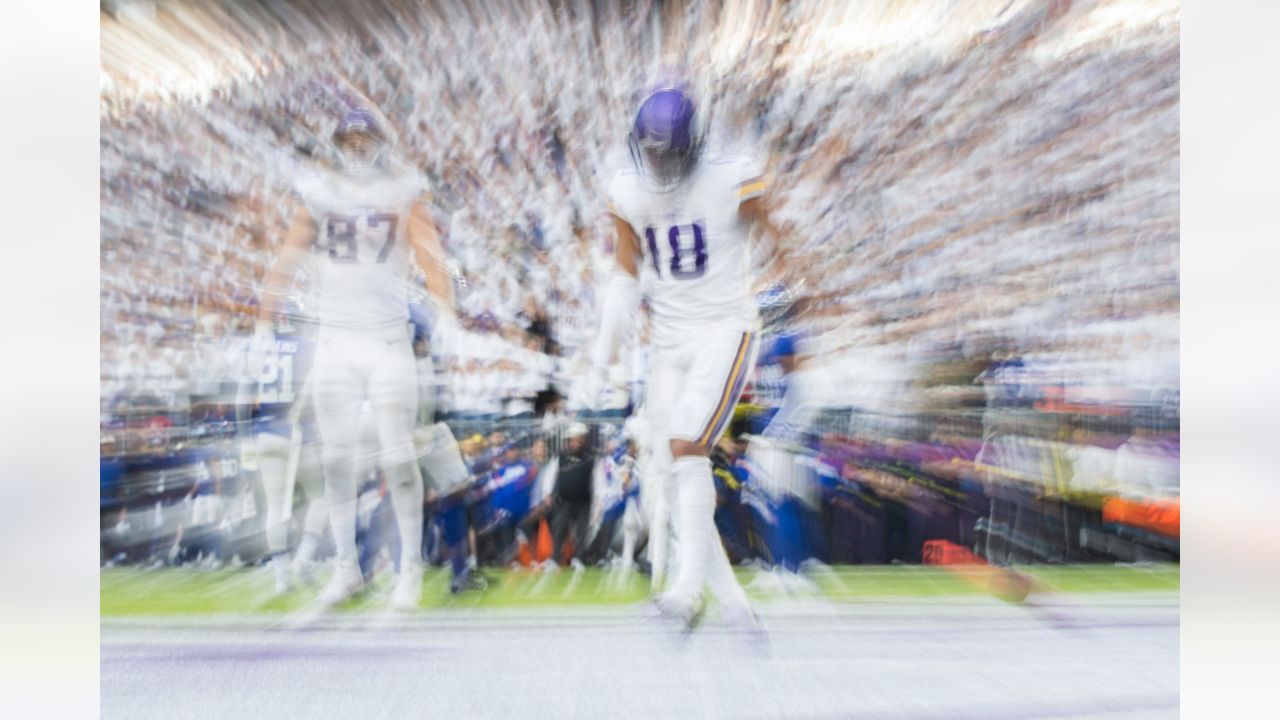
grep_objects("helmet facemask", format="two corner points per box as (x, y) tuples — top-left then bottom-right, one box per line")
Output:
(628, 88), (703, 193)
(334, 128), (384, 173)
(332, 109), (388, 174)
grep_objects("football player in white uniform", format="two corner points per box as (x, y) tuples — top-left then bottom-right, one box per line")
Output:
(258, 109), (468, 610)
(580, 87), (790, 633)
(240, 306), (327, 596)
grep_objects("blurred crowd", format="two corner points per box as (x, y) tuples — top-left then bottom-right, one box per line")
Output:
(100, 0), (1179, 566)
(101, 0), (1177, 418)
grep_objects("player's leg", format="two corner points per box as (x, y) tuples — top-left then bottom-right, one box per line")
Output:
(437, 489), (476, 592)
(745, 437), (789, 574)
(621, 497), (641, 574)
(549, 498), (571, 567)
(311, 333), (367, 603)
(256, 430), (293, 594)
(569, 501), (591, 569)
(368, 327), (428, 608)
(662, 331), (759, 624)
(650, 471), (675, 588)
(417, 422), (473, 589)
(292, 433), (327, 581)
(644, 360), (681, 591)
(624, 428), (649, 578)
(416, 422), (470, 505)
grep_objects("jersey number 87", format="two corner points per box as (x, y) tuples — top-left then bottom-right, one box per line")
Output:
(326, 213), (398, 264)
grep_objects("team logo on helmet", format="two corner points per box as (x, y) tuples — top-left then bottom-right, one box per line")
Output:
(332, 108), (387, 173)
(628, 87), (704, 192)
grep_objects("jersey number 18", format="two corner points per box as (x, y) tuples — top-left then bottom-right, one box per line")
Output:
(644, 222), (707, 280)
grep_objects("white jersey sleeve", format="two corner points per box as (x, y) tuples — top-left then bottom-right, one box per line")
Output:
(729, 153), (768, 203)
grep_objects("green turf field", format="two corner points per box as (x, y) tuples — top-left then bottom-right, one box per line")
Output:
(99, 563), (1179, 616)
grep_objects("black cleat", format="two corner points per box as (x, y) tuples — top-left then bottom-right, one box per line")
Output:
(450, 567), (493, 595)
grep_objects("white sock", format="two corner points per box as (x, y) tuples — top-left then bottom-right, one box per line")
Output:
(649, 492), (670, 591)
(323, 451), (358, 564)
(621, 511), (637, 574)
(271, 551), (289, 581)
(298, 446), (328, 542)
(265, 516), (289, 558)
(384, 460), (425, 570)
(258, 439), (291, 556)
(703, 518), (750, 613)
(302, 500), (328, 541)
(295, 532), (319, 567)
(648, 459), (676, 592)
(667, 455), (714, 607)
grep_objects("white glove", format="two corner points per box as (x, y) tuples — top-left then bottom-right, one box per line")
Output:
(568, 364), (608, 413)
(429, 299), (460, 362)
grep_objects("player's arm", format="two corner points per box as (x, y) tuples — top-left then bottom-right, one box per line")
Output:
(569, 202), (641, 412)
(246, 201), (313, 430)
(611, 214), (642, 280)
(408, 195), (455, 312)
(740, 195), (792, 290)
(408, 195), (462, 363)
(742, 188), (815, 374)
(589, 215), (642, 368)
(257, 199), (316, 326)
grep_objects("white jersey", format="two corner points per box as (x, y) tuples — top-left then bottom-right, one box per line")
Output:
(295, 164), (428, 330)
(607, 154), (766, 348)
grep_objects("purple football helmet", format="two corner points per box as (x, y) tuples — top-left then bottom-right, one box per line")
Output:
(334, 108), (384, 141)
(628, 88), (703, 191)
(332, 108), (386, 171)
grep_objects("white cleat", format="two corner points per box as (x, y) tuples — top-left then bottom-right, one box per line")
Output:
(722, 600), (770, 654)
(390, 562), (424, 611)
(653, 593), (706, 636)
(270, 554), (292, 597)
(293, 560), (319, 588)
(780, 570), (820, 597)
(747, 567), (787, 596)
(273, 573), (292, 597)
(317, 560), (364, 608)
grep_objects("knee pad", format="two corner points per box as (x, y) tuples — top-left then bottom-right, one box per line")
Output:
(320, 438), (357, 466)
(256, 431), (291, 460)
(380, 441), (418, 471)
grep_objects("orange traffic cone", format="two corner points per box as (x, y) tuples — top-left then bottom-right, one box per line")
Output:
(536, 518), (553, 563)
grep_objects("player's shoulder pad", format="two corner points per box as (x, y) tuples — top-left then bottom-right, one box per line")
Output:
(385, 161), (432, 201)
(292, 166), (326, 199)
(606, 169), (641, 223)
(725, 152), (767, 202)
(702, 152), (740, 166)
